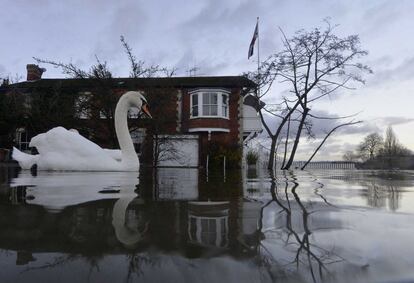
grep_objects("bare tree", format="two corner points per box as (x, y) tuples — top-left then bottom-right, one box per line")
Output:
(120, 36), (177, 78)
(140, 87), (183, 167)
(34, 56), (121, 147)
(381, 126), (410, 156)
(358, 132), (383, 160)
(33, 36), (177, 152)
(248, 19), (371, 169)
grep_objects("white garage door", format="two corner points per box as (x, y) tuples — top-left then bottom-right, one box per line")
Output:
(156, 135), (199, 167)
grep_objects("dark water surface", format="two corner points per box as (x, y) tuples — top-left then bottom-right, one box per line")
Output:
(1, 165), (414, 283)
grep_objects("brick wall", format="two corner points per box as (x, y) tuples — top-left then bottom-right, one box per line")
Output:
(181, 88), (242, 167)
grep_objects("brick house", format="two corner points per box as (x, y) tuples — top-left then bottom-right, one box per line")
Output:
(1, 65), (262, 167)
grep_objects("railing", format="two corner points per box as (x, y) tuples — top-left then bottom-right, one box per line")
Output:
(290, 161), (356, 170)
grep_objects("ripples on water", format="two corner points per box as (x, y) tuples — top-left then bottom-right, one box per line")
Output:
(0, 165), (414, 283)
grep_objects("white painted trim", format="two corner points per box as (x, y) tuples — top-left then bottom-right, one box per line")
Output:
(190, 90), (230, 119)
(188, 127), (230, 133)
(189, 88), (231, 95)
(189, 116), (230, 120)
(156, 134), (199, 139)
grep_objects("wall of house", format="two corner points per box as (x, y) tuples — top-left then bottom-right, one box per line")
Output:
(6, 74), (254, 168)
(180, 88), (242, 168)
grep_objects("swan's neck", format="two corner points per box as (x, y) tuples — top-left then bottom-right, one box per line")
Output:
(114, 94), (139, 168)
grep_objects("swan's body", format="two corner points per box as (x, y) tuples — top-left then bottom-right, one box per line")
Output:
(12, 91), (150, 171)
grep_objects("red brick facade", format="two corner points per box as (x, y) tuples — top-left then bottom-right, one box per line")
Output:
(7, 75), (256, 167)
(180, 88), (242, 167)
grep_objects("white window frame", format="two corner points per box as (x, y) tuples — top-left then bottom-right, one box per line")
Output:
(190, 89), (230, 119)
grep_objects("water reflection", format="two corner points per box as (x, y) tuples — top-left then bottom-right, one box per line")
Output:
(9, 171), (139, 210)
(0, 166), (414, 283)
(258, 171), (344, 283)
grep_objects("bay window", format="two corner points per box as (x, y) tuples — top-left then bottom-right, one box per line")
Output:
(190, 89), (230, 118)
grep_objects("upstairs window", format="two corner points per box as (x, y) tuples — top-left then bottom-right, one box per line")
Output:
(202, 92), (218, 116)
(190, 89), (230, 118)
(222, 95), (228, 117)
(192, 94), (199, 117)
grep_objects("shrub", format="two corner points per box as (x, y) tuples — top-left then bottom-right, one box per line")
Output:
(208, 142), (242, 169)
(246, 150), (258, 165)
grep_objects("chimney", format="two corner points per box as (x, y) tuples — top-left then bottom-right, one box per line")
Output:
(26, 64), (46, 81)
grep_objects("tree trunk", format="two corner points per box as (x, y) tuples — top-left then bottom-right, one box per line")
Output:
(281, 114), (291, 169)
(283, 108), (309, 169)
(267, 137), (277, 170)
(266, 102), (300, 169)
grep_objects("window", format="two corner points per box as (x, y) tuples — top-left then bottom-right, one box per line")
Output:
(192, 94), (198, 117)
(190, 89), (230, 118)
(188, 215), (228, 248)
(202, 92), (218, 116)
(222, 95), (228, 117)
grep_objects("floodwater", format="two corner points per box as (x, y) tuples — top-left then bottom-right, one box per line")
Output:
(1, 165), (414, 283)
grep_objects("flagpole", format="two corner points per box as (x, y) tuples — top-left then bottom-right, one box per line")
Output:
(257, 17), (260, 97)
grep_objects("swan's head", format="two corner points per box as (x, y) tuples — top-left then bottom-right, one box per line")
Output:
(127, 91), (152, 118)
(140, 95), (152, 119)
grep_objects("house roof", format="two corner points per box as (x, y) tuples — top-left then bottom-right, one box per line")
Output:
(8, 76), (257, 92)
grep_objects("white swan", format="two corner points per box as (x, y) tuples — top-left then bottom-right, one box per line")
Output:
(12, 91), (151, 171)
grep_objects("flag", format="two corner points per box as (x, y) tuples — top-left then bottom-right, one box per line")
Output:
(248, 21), (258, 59)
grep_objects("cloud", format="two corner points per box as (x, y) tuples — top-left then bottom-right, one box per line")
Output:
(368, 57), (414, 87)
(376, 116), (414, 126)
(260, 108), (373, 139)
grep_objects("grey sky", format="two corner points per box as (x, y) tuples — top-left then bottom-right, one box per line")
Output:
(1, 0), (413, 158)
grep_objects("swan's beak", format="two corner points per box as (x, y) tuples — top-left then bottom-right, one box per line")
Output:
(141, 103), (152, 118)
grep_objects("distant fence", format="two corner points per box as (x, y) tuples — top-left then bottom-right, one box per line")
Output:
(250, 144), (358, 170)
(290, 161), (356, 170)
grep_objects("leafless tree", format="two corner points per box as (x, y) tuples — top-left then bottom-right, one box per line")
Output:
(358, 132), (383, 160)
(247, 19), (371, 169)
(381, 126), (410, 157)
(120, 36), (177, 78)
(34, 36), (178, 157)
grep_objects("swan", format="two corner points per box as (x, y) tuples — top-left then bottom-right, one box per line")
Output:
(12, 91), (151, 171)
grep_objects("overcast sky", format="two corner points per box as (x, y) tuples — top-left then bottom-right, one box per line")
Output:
(1, 0), (413, 160)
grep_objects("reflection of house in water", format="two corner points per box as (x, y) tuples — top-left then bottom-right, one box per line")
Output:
(187, 200), (263, 253)
(155, 168), (199, 200)
(188, 201), (229, 248)
(0, 168), (263, 264)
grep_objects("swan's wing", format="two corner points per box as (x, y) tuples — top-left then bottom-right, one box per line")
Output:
(29, 127), (120, 170)
(30, 127), (105, 157)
